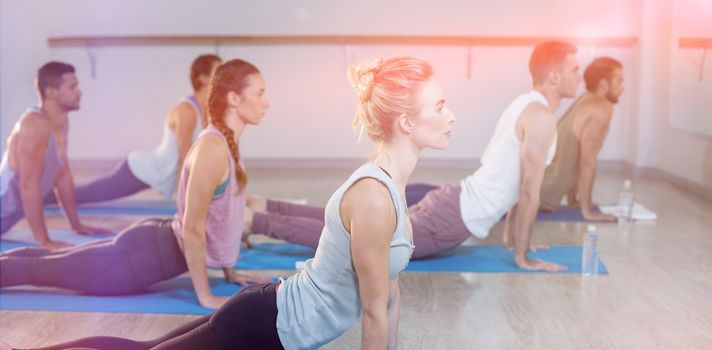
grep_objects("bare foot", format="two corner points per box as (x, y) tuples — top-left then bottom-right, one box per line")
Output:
(0, 340), (13, 350)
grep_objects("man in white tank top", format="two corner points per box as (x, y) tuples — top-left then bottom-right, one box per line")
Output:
(493, 41), (581, 271)
(246, 42), (581, 271)
(419, 41), (580, 271)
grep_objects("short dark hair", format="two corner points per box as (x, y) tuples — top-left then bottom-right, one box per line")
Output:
(37, 61), (75, 99)
(584, 57), (622, 92)
(529, 41), (578, 85)
(190, 54), (222, 90)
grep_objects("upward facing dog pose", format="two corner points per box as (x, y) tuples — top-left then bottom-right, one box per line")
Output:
(1, 59), (271, 310)
(245, 41), (580, 272)
(43, 54), (222, 204)
(540, 56), (625, 222)
(0, 62), (110, 248)
(12, 56), (456, 350)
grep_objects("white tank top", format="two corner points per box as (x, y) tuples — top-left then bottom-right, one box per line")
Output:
(459, 91), (556, 238)
(127, 96), (203, 199)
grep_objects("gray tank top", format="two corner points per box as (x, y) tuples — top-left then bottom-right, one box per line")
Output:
(275, 163), (414, 350)
(1, 107), (66, 219)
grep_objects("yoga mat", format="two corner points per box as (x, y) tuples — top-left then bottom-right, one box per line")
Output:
(599, 202), (657, 221)
(236, 243), (608, 274)
(1, 235), (607, 275)
(43, 198), (308, 217)
(44, 200), (177, 217)
(0, 276), (243, 315)
(0, 240), (269, 315)
(535, 206), (588, 221)
(2, 229), (115, 245)
(536, 202), (657, 222)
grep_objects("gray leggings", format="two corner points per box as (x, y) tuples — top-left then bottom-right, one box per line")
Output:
(43, 159), (150, 205)
(0, 218), (187, 295)
(253, 184), (472, 259)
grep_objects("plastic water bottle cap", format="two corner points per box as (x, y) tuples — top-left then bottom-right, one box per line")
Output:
(624, 179), (632, 190)
(587, 224), (596, 232)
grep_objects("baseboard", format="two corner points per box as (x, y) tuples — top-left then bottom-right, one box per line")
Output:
(69, 157), (483, 172)
(68, 158), (712, 201)
(635, 166), (712, 201)
(70, 158), (628, 172)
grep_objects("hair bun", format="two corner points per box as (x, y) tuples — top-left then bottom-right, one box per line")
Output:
(348, 58), (383, 102)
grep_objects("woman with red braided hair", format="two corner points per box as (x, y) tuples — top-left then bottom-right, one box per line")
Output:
(0, 59), (272, 312)
(11, 56), (455, 350)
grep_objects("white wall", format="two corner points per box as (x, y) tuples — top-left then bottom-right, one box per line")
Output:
(656, 0), (712, 189)
(1, 0), (639, 162)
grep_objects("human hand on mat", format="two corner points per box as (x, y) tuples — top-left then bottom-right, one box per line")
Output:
(73, 224), (113, 236)
(582, 211), (617, 222)
(516, 257), (567, 272)
(223, 269), (272, 286)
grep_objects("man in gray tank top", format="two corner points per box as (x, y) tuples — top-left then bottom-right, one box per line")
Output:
(539, 57), (624, 222)
(0, 62), (110, 249)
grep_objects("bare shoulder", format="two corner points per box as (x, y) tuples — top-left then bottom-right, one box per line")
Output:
(172, 101), (198, 122)
(191, 133), (227, 161)
(520, 102), (556, 133)
(341, 177), (396, 228)
(344, 177), (393, 210)
(17, 113), (51, 140)
(174, 101), (197, 115)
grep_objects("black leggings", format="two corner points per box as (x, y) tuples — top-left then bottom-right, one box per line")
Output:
(23, 283), (283, 350)
(0, 218), (186, 294)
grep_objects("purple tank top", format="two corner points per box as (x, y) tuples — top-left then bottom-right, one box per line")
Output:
(171, 126), (245, 267)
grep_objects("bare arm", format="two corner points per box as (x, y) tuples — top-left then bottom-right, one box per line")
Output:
(577, 108), (616, 221)
(172, 103), (198, 194)
(16, 117), (58, 248)
(387, 278), (401, 350)
(343, 178), (396, 350)
(52, 161), (110, 235)
(514, 106), (565, 271)
(502, 205), (517, 250)
(181, 135), (229, 309)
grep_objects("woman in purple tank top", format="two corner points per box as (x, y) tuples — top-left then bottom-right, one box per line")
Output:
(15, 56), (457, 350)
(0, 59), (272, 311)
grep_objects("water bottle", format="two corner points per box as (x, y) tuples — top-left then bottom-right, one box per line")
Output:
(618, 179), (634, 223)
(581, 225), (599, 276)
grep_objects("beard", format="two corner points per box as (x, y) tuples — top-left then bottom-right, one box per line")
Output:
(60, 99), (81, 111)
(606, 91), (620, 104)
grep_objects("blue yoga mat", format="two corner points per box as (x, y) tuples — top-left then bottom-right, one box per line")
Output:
(1, 239), (607, 274)
(0, 240), (606, 315)
(44, 200), (177, 216)
(237, 243), (607, 274)
(0, 277), (243, 315)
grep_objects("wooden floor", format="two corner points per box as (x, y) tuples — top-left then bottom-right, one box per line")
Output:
(2, 166), (712, 349)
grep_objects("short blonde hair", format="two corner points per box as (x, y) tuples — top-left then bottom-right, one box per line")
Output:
(348, 56), (433, 142)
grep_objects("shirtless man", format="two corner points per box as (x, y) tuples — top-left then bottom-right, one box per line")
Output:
(539, 57), (624, 222)
(0, 62), (109, 248)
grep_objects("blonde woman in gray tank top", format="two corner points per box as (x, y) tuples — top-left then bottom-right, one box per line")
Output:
(22, 57), (456, 350)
